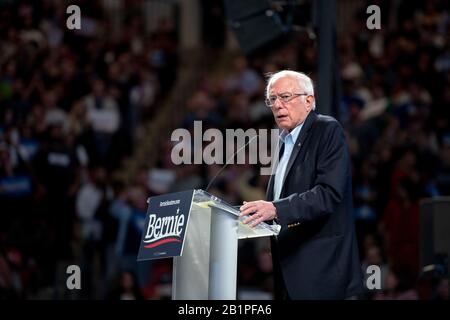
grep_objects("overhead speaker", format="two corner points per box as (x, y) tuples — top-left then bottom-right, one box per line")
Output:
(224, 0), (286, 54)
(224, 0), (271, 21)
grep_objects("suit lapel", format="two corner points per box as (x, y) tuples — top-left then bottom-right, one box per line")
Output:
(280, 111), (318, 193)
(266, 142), (284, 201)
(266, 175), (274, 201)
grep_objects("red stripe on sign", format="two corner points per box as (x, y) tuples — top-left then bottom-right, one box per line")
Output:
(144, 238), (181, 248)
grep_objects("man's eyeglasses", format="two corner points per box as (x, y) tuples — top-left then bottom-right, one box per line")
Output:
(265, 93), (308, 107)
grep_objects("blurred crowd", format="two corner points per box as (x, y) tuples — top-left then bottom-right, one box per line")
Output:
(0, 0), (176, 299)
(1, 0), (450, 300)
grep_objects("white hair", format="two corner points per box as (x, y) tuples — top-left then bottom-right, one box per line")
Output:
(266, 70), (316, 110)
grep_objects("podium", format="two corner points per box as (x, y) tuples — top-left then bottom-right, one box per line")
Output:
(137, 189), (280, 300)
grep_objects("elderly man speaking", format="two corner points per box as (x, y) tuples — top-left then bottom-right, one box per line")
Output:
(240, 70), (363, 300)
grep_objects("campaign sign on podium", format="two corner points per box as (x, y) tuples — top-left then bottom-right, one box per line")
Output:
(137, 190), (194, 261)
(137, 189), (280, 299)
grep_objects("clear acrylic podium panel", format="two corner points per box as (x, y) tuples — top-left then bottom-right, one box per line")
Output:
(191, 189), (281, 238)
(172, 189), (280, 300)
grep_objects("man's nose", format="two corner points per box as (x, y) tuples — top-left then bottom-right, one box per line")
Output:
(273, 97), (283, 110)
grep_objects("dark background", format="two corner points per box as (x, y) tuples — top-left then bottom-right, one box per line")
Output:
(0, 0), (449, 300)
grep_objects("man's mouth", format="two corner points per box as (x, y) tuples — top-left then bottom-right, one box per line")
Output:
(277, 115), (288, 120)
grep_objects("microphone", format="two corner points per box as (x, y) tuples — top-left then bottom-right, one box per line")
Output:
(205, 134), (259, 192)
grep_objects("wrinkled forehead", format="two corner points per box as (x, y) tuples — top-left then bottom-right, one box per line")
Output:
(268, 76), (301, 94)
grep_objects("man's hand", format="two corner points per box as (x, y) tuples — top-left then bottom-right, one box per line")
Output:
(239, 200), (277, 228)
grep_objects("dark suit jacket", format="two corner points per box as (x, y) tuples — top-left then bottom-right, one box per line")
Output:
(267, 111), (363, 299)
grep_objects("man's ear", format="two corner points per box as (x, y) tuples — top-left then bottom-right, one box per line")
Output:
(306, 95), (315, 109)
